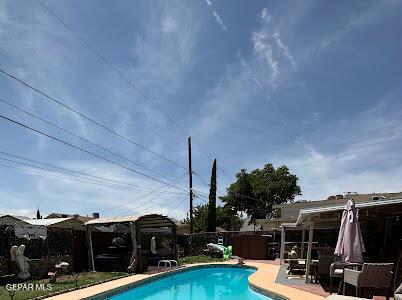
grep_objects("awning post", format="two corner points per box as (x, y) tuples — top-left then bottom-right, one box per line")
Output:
(280, 226), (285, 265)
(86, 225), (95, 272)
(301, 228), (305, 259)
(305, 221), (314, 283)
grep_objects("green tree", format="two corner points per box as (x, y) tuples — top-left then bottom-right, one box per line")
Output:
(221, 164), (301, 224)
(207, 159), (217, 232)
(182, 205), (243, 232)
(36, 208), (42, 219)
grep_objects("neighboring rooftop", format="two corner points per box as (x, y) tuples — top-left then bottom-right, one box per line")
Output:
(45, 212), (94, 223)
(273, 192), (402, 209)
(0, 214), (31, 221)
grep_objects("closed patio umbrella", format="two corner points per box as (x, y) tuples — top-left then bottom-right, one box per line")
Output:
(335, 198), (365, 263)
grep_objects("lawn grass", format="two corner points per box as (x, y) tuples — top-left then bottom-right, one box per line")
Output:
(178, 255), (223, 265)
(0, 271), (126, 300)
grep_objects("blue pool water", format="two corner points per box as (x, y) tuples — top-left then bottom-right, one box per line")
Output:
(108, 267), (271, 300)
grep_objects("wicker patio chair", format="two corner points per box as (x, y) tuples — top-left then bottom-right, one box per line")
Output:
(330, 262), (345, 294)
(343, 263), (393, 300)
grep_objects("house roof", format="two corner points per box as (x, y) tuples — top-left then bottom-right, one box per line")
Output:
(25, 217), (73, 226)
(273, 192), (402, 210)
(296, 198), (402, 225)
(45, 213), (94, 223)
(0, 214), (31, 221)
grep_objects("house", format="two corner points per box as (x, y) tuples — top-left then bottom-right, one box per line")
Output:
(257, 192), (402, 230)
(0, 214), (30, 225)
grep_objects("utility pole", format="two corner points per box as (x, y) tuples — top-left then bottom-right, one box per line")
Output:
(188, 137), (194, 234)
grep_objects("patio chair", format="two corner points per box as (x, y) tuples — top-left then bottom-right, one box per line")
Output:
(330, 262), (345, 294)
(343, 263), (394, 300)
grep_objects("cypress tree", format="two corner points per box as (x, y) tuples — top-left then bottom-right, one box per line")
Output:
(207, 159), (217, 232)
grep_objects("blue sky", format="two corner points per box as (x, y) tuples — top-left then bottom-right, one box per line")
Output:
(1, 0), (402, 220)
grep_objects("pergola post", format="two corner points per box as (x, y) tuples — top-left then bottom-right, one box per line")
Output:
(136, 223), (142, 273)
(172, 225), (177, 260)
(305, 221), (314, 283)
(280, 225), (285, 265)
(86, 225), (95, 272)
(301, 228), (305, 259)
(127, 222), (138, 273)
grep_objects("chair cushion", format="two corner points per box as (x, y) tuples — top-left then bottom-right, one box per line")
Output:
(333, 269), (344, 275)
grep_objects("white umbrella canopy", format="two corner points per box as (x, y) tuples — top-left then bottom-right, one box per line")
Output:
(335, 198), (366, 263)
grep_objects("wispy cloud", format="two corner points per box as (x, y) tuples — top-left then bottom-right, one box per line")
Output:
(266, 95), (402, 200)
(212, 11), (228, 32)
(320, 1), (402, 49)
(238, 53), (270, 100)
(261, 8), (271, 23)
(252, 31), (279, 88)
(273, 30), (296, 68)
(204, 0), (228, 32)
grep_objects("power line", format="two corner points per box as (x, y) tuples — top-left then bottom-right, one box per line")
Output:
(196, 193), (271, 213)
(0, 161), (136, 191)
(128, 189), (187, 216)
(193, 169), (262, 202)
(103, 173), (187, 215)
(0, 151), (186, 193)
(0, 157), (186, 195)
(0, 156), (136, 190)
(37, 0), (190, 137)
(0, 67), (187, 170)
(0, 114), (188, 192)
(37, 1), (218, 173)
(0, 96), (187, 188)
(166, 194), (188, 216)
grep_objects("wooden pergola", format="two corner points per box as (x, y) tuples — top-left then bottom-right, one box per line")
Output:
(85, 214), (176, 273)
(279, 198), (402, 283)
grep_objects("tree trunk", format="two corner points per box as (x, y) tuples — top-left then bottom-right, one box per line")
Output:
(207, 159), (217, 232)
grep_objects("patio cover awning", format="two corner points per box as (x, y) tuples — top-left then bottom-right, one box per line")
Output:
(85, 215), (139, 226)
(296, 198), (402, 225)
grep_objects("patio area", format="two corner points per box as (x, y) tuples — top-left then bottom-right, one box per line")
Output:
(277, 198), (402, 299)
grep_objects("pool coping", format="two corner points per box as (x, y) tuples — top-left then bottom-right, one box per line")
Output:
(83, 263), (287, 300)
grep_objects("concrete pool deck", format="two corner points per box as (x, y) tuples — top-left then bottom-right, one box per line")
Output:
(47, 261), (324, 300)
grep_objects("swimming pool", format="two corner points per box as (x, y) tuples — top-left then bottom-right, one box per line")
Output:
(106, 266), (272, 300)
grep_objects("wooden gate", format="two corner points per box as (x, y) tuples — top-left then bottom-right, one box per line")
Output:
(232, 235), (270, 260)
